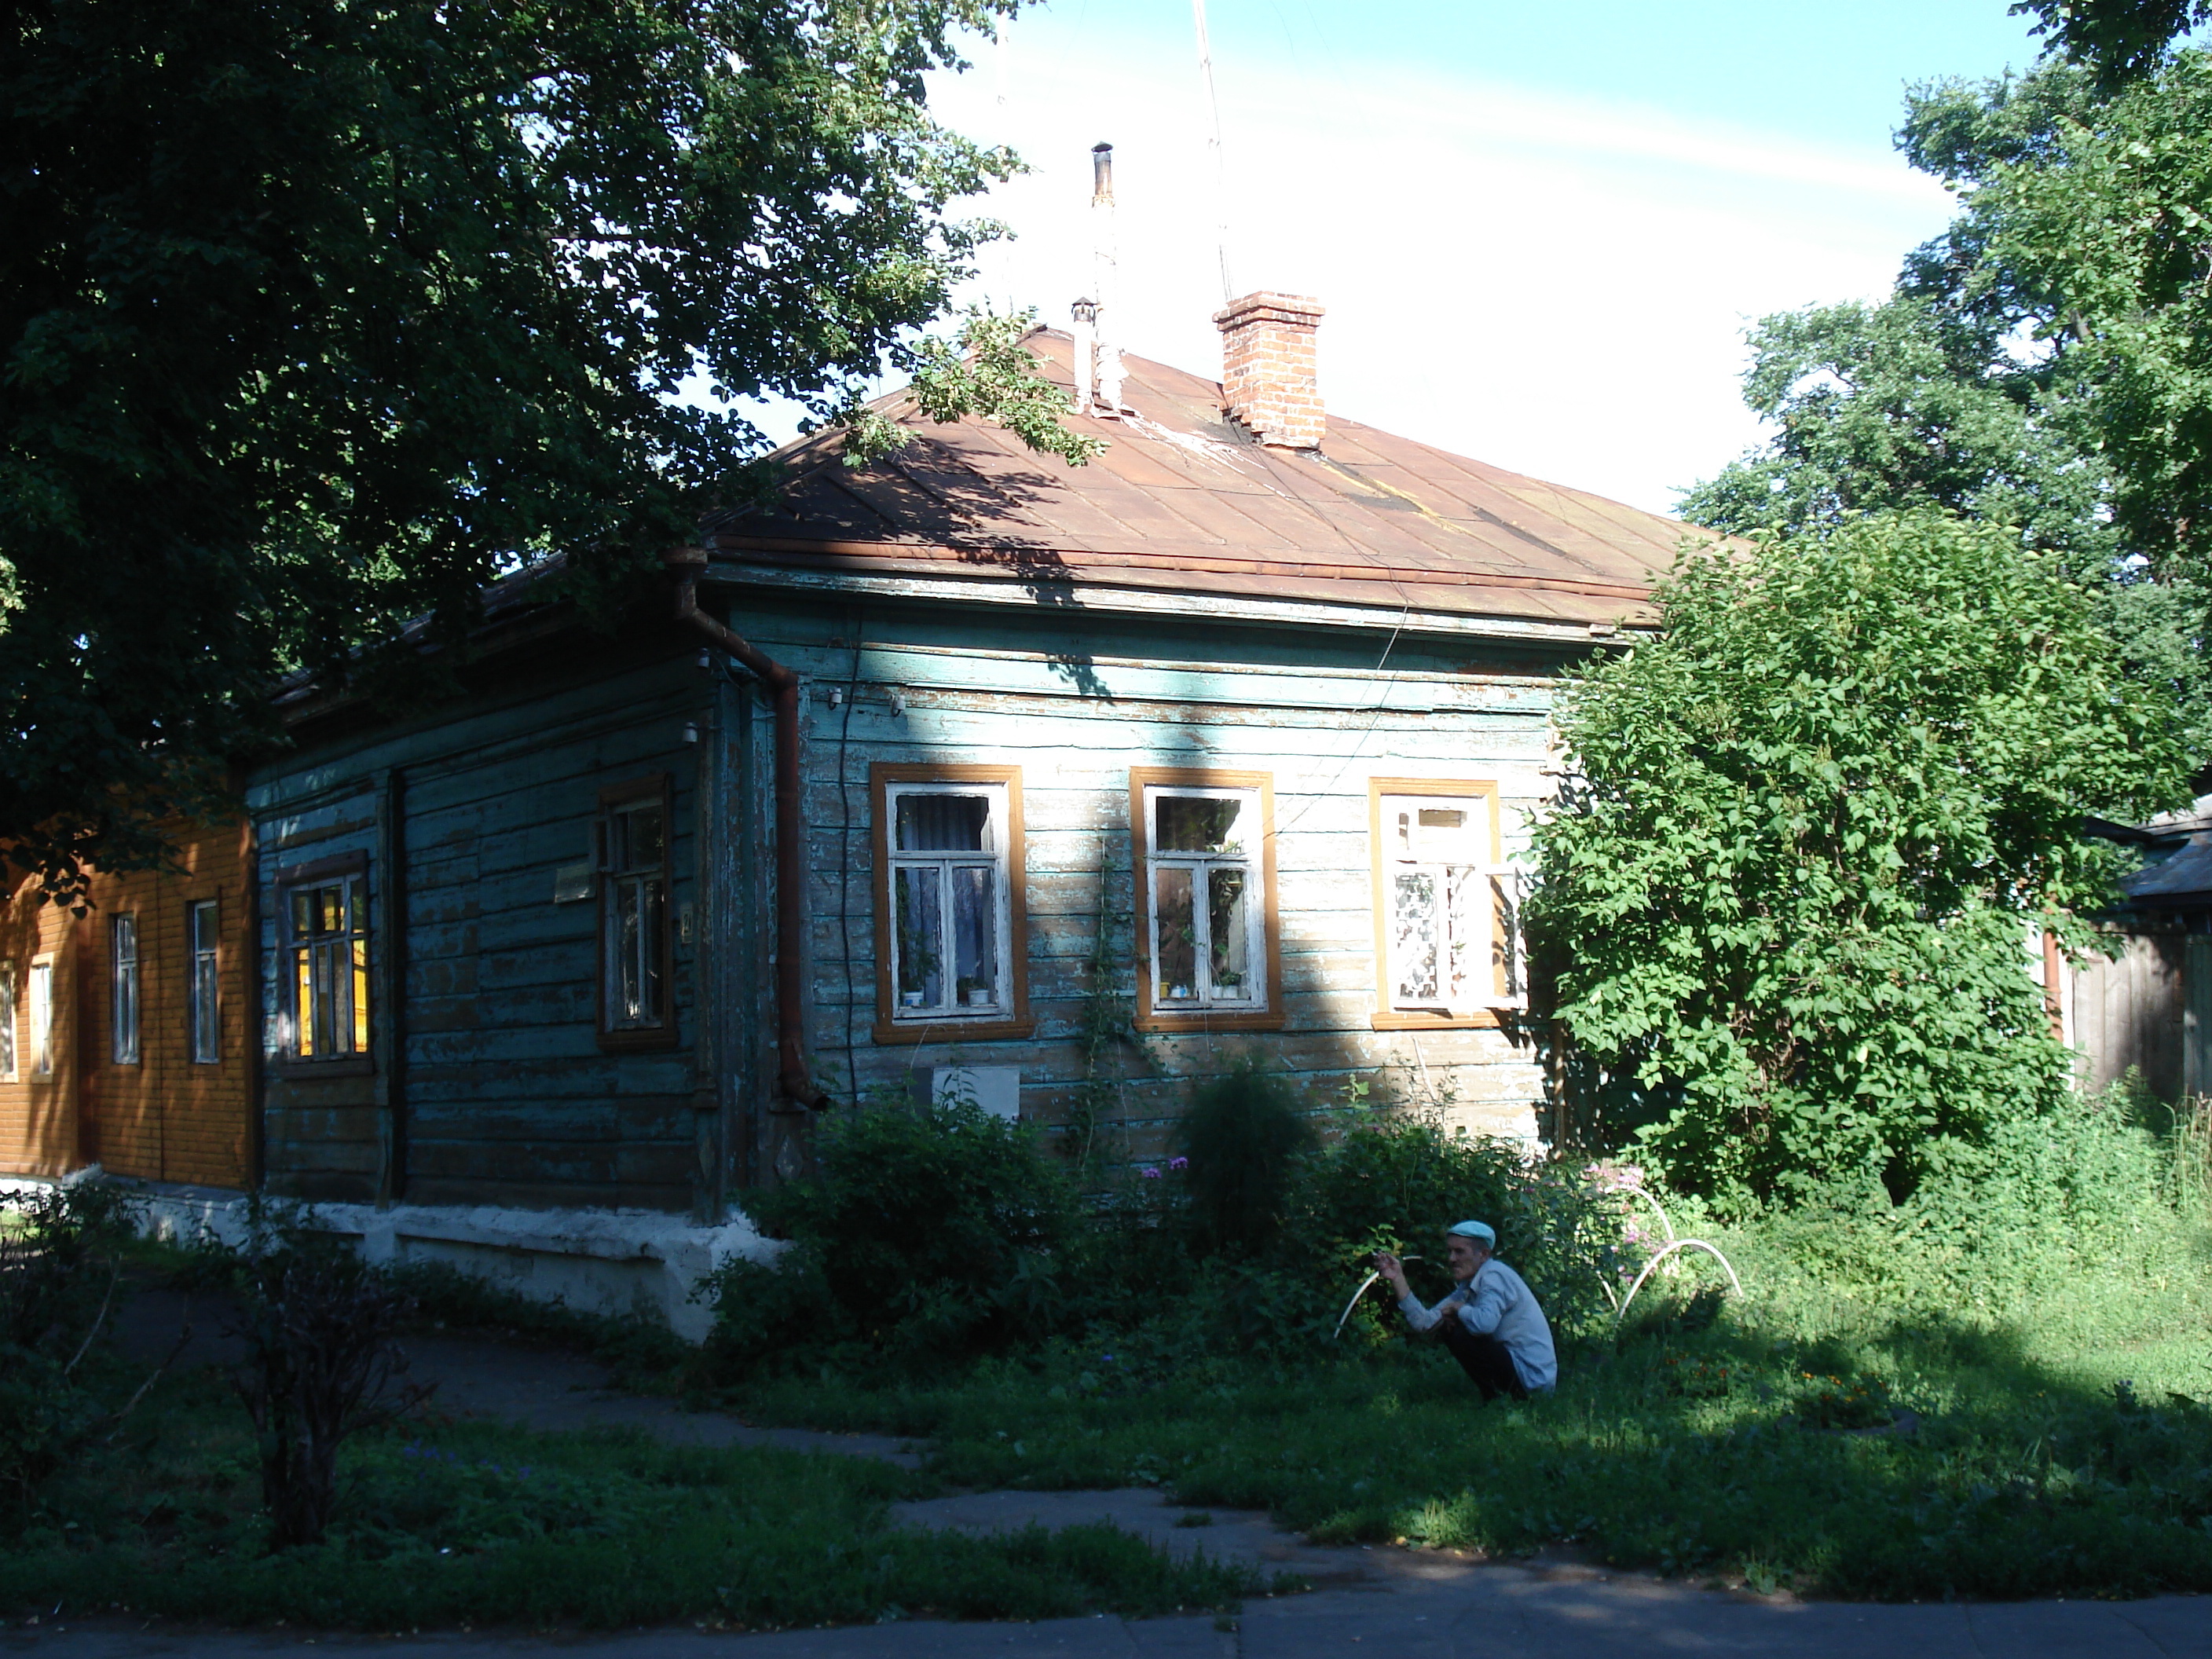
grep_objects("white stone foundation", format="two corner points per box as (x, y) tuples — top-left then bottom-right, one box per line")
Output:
(4, 1173), (778, 1343)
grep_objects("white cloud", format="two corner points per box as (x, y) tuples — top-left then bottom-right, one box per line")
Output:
(928, 29), (1962, 516)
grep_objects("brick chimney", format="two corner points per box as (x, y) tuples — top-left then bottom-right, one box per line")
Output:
(1214, 291), (1325, 449)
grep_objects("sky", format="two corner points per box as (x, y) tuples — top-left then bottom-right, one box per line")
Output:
(892, 0), (2056, 517)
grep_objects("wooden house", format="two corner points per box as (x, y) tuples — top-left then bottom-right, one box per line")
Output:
(2073, 802), (2212, 1101)
(0, 820), (255, 1191)
(203, 291), (1700, 1326)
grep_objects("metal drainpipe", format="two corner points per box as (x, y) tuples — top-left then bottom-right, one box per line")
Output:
(666, 546), (830, 1111)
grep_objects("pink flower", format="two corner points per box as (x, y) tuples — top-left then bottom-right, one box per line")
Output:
(1140, 1166), (1162, 1180)
(1168, 1156), (1188, 1172)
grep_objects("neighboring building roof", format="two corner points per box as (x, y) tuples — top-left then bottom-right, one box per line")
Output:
(705, 330), (1711, 628)
(2125, 833), (2212, 907)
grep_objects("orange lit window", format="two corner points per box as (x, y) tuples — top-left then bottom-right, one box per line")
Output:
(286, 874), (368, 1060)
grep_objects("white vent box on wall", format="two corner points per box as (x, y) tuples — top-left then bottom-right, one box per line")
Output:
(931, 1065), (1020, 1121)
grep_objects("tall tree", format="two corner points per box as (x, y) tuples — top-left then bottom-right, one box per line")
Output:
(1529, 513), (2186, 1210)
(1682, 55), (2212, 750)
(3, 0), (1085, 901)
(2013, 0), (2212, 87)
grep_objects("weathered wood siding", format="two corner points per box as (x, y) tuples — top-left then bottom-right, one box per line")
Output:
(2073, 929), (2189, 1101)
(248, 634), (716, 1210)
(738, 589), (1563, 1159)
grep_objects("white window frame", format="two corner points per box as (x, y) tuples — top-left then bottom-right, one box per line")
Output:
(1372, 782), (1527, 1020)
(0, 960), (16, 1082)
(882, 778), (1016, 1025)
(29, 956), (54, 1079)
(189, 899), (221, 1064)
(280, 864), (371, 1063)
(111, 912), (141, 1065)
(598, 781), (673, 1042)
(1139, 780), (1269, 1017)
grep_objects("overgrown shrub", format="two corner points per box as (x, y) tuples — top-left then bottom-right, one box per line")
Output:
(709, 1098), (1082, 1375)
(1528, 511), (2187, 1211)
(1287, 1115), (1624, 1343)
(224, 1210), (430, 1548)
(1173, 1066), (1315, 1253)
(0, 1183), (141, 1518)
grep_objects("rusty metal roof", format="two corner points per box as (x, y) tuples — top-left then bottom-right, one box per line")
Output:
(707, 330), (1712, 626)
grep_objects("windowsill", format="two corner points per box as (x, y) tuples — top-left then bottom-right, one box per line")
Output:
(1371, 1008), (1507, 1031)
(598, 1024), (681, 1053)
(872, 1014), (1036, 1046)
(267, 1054), (375, 1079)
(1133, 1008), (1286, 1034)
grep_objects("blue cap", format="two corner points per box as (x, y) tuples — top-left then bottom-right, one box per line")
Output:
(1446, 1220), (1496, 1246)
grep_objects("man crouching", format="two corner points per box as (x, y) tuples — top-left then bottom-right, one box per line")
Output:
(1374, 1221), (1557, 1401)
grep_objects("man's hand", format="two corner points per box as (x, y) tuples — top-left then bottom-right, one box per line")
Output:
(1372, 1251), (1412, 1297)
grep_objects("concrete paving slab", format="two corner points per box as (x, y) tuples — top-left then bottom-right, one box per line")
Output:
(887, 1490), (1371, 1585)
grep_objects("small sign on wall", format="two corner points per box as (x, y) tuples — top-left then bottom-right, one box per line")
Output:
(552, 862), (594, 904)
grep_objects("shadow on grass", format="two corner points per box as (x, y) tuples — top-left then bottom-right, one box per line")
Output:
(0, 1368), (1266, 1631)
(725, 1306), (2212, 1602)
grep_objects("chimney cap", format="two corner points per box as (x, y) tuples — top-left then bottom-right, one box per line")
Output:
(1213, 291), (1324, 328)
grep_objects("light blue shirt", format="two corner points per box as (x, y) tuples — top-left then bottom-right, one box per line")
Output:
(1397, 1257), (1558, 1392)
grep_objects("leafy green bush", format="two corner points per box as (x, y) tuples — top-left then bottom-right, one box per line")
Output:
(708, 1099), (1082, 1375)
(1529, 511), (2186, 1210)
(1173, 1066), (1315, 1253)
(1287, 1116), (1624, 1343)
(0, 1183), (140, 1520)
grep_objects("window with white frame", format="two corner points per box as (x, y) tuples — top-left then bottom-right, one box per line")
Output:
(883, 779), (1013, 1021)
(110, 913), (140, 1064)
(599, 783), (671, 1039)
(189, 899), (221, 1064)
(1141, 782), (1266, 1014)
(0, 961), (16, 1082)
(1375, 787), (1521, 1016)
(29, 958), (54, 1078)
(284, 868), (369, 1060)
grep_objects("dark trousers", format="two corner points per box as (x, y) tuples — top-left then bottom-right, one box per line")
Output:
(1436, 1318), (1529, 1401)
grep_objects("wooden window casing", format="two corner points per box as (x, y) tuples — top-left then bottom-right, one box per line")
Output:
(29, 956), (55, 1079)
(871, 764), (1034, 1045)
(188, 899), (221, 1065)
(273, 853), (372, 1075)
(1368, 778), (1519, 1031)
(0, 960), (16, 1082)
(598, 775), (678, 1052)
(110, 913), (141, 1065)
(1130, 767), (1284, 1034)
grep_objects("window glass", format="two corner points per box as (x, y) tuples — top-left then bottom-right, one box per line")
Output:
(896, 793), (991, 853)
(111, 914), (140, 1065)
(604, 797), (668, 1030)
(189, 900), (220, 1064)
(887, 782), (1011, 1019)
(0, 961), (15, 1081)
(287, 873), (368, 1059)
(1381, 793), (1496, 1014)
(29, 960), (53, 1078)
(1144, 786), (1264, 1012)
(1156, 795), (1244, 854)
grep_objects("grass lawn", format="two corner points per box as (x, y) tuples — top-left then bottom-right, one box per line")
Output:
(722, 1216), (2212, 1602)
(0, 1360), (1268, 1631)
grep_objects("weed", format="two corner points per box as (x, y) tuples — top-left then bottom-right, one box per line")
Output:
(0, 1379), (1260, 1628)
